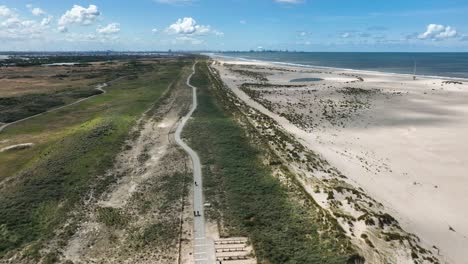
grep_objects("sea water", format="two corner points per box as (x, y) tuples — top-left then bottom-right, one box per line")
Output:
(219, 52), (468, 79)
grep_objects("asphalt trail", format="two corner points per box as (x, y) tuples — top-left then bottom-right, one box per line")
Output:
(174, 62), (215, 264)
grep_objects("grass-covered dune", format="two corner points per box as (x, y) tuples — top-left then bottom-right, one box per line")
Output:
(0, 88), (103, 123)
(184, 61), (359, 263)
(0, 58), (191, 259)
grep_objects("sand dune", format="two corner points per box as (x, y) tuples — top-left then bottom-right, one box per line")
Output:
(214, 58), (468, 263)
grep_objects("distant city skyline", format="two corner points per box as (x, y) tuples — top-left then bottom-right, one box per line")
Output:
(0, 0), (467, 51)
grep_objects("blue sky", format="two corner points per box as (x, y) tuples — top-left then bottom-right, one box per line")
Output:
(0, 0), (467, 51)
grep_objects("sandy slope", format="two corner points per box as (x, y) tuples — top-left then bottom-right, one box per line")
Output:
(63, 73), (193, 264)
(213, 58), (468, 263)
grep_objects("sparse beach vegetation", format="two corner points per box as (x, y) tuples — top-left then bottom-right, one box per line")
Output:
(184, 61), (358, 263)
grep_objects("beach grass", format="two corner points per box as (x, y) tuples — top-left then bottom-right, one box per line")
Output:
(0, 58), (190, 258)
(183, 61), (357, 263)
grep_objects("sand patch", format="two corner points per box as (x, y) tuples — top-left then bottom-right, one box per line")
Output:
(214, 58), (468, 263)
(0, 143), (34, 152)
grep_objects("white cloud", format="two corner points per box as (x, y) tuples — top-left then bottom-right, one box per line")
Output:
(0, 5), (52, 41)
(169, 35), (205, 46)
(418, 24), (457, 40)
(214, 30), (224, 37)
(26, 4), (47, 16)
(0, 17), (50, 41)
(41, 15), (53, 26)
(31, 7), (46, 16)
(0, 4), (118, 49)
(0, 5), (14, 17)
(166, 17), (219, 36)
(339, 30), (374, 39)
(152, 28), (159, 33)
(58, 5), (100, 32)
(173, 36), (204, 45)
(1, 17), (21, 28)
(341, 32), (352, 38)
(97, 23), (120, 34)
(58, 26), (68, 33)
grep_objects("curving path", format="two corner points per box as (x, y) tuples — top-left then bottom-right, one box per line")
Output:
(174, 62), (215, 264)
(0, 83), (109, 133)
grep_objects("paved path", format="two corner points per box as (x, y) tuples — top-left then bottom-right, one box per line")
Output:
(174, 62), (215, 264)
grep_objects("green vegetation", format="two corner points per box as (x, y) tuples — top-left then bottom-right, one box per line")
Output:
(134, 222), (176, 248)
(240, 82), (306, 89)
(339, 87), (380, 95)
(0, 58), (158, 123)
(360, 234), (374, 248)
(129, 167), (188, 249)
(230, 68), (269, 82)
(0, 58), (191, 258)
(128, 159), (191, 253)
(381, 231), (407, 242)
(0, 88), (102, 123)
(290, 77), (323, 82)
(97, 207), (130, 228)
(184, 61), (356, 263)
(0, 54), (150, 67)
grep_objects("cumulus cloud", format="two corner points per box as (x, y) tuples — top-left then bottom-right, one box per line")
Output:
(26, 4), (47, 16)
(0, 5), (51, 41)
(0, 18), (48, 40)
(58, 5), (100, 32)
(166, 17), (220, 36)
(32, 8), (46, 16)
(97, 23), (120, 34)
(0, 5), (14, 17)
(58, 26), (68, 33)
(152, 28), (159, 33)
(418, 24), (457, 40)
(41, 15), (53, 26)
(0, 4), (119, 48)
(25, 5), (52, 26)
(167, 17), (206, 34)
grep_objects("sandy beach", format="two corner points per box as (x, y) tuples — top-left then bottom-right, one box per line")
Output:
(213, 57), (468, 263)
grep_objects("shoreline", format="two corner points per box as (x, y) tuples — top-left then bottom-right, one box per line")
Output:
(212, 57), (468, 263)
(208, 53), (468, 82)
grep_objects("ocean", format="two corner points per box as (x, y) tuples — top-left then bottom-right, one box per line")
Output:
(218, 52), (468, 80)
